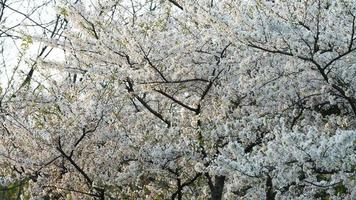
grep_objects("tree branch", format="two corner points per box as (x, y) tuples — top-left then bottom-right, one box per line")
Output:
(168, 0), (183, 10)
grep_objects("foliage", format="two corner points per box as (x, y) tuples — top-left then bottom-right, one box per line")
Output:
(0, 0), (355, 199)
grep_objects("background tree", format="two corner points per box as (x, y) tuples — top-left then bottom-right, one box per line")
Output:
(0, 0), (355, 199)
(0, 0), (66, 198)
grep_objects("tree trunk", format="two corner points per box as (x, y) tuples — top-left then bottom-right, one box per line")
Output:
(210, 175), (225, 200)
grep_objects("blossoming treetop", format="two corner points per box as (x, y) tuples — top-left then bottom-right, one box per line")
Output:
(0, 0), (355, 199)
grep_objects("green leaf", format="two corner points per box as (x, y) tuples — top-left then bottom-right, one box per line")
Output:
(334, 183), (347, 195)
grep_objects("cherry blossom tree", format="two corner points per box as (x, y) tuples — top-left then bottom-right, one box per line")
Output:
(0, 0), (66, 198)
(0, 0), (355, 199)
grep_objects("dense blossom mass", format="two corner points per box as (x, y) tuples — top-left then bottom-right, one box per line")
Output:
(0, 0), (355, 199)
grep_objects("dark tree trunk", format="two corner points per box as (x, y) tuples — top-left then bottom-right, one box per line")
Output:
(265, 175), (276, 200)
(210, 175), (225, 200)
